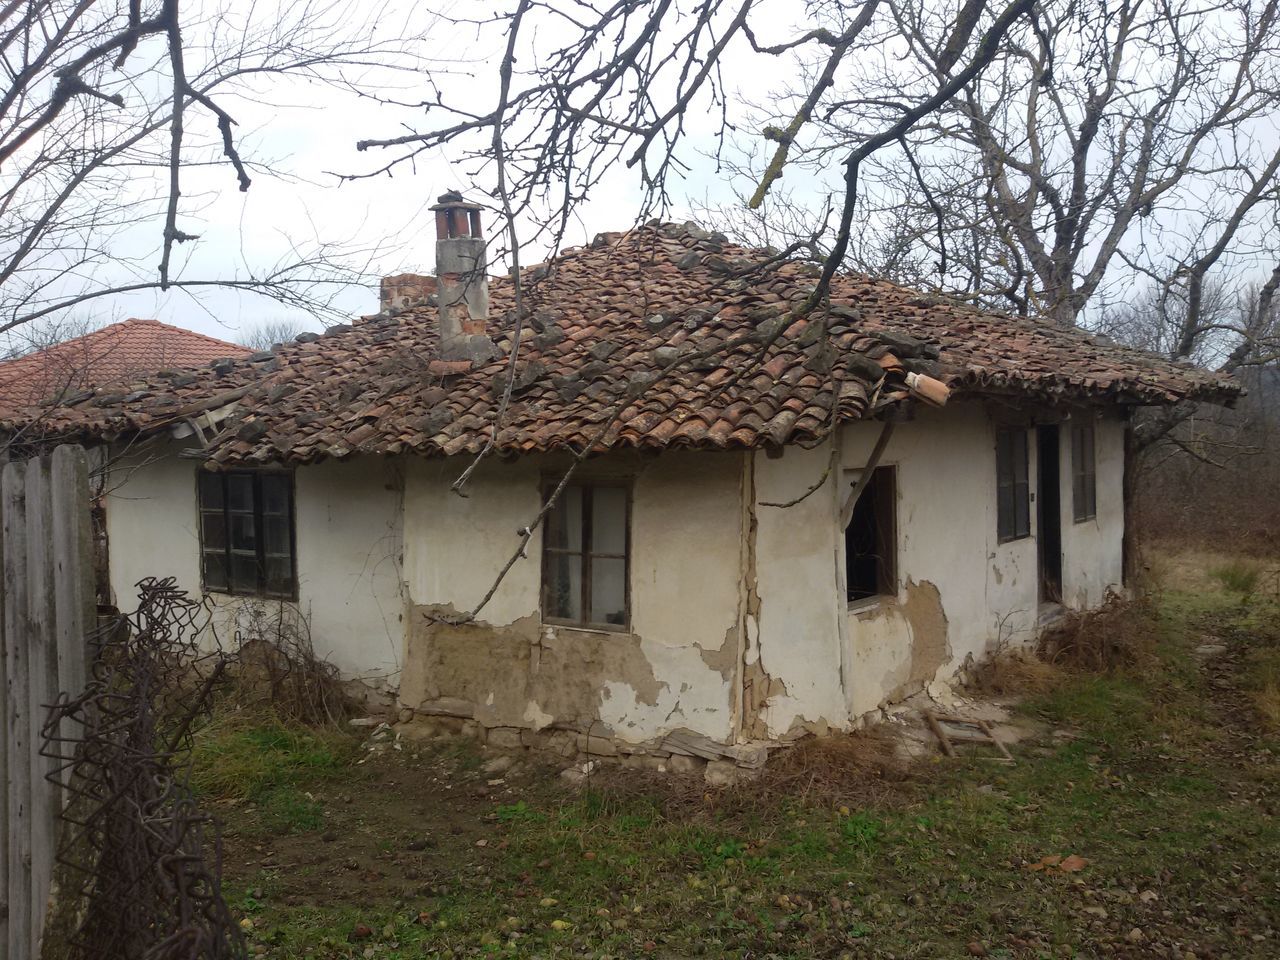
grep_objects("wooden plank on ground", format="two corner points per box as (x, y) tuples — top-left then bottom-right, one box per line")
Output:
(3, 459), (31, 960)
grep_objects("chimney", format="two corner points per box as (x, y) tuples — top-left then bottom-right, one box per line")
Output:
(431, 191), (500, 363)
(380, 273), (437, 315)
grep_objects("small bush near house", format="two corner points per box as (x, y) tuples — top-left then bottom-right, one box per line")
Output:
(1210, 559), (1262, 595)
(1245, 648), (1280, 728)
(967, 648), (1063, 696)
(1038, 592), (1159, 673)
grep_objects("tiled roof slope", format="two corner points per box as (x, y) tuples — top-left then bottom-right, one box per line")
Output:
(0, 318), (250, 413)
(2, 224), (1239, 464)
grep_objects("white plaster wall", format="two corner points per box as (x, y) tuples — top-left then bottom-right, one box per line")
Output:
(401, 450), (744, 742)
(752, 404), (1053, 732)
(104, 445), (406, 685)
(1058, 413), (1126, 609)
(751, 442), (848, 735)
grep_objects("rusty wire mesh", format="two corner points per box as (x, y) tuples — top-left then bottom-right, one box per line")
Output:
(40, 577), (246, 960)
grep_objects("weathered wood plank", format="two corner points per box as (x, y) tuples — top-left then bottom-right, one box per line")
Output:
(51, 445), (94, 791)
(3, 459), (32, 960)
(27, 455), (59, 957)
(0, 462), (8, 954)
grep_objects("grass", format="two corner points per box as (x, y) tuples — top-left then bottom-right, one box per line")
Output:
(189, 708), (357, 835)
(206, 550), (1280, 959)
(1210, 558), (1263, 594)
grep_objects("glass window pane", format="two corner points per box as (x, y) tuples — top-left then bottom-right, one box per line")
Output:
(264, 516), (291, 555)
(229, 554), (259, 592)
(591, 487), (627, 555)
(544, 486), (583, 551)
(202, 551), (228, 591)
(230, 513), (257, 550)
(201, 511), (226, 551)
(227, 474), (254, 512)
(264, 556), (293, 597)
(1013, 432), (1028, 485)
(198, 472), (223, 509)
(589, 556), (627, 626)
(545, 552), (582, 620)
(261, 475), (291, 516)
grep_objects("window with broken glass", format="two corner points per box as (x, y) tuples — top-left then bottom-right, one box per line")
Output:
(1072, 421), (1097, 522)
(845, 465), (897, 604)
(996, 427), (1031, 542)
(198, 470), (296, 599)
(541, 481), (629, 630)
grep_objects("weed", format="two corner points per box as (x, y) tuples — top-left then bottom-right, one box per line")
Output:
(1039, 593), (1158, 673)
(838, 812), (881, 850)
(968, 649), (1063, 696)
(189, 710), (354, 803)
(255, 785), (325, 834)
(1244, 647), (1280, 728)
(1210, 559), (1262, 594)
(495, 800), (545, 824)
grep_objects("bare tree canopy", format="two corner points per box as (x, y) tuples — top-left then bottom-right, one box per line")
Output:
(1, 0), (424, 335)
(817, 0), (1280, 363)
(238, 318), (313, 352)
(352, 0), (1038, 316)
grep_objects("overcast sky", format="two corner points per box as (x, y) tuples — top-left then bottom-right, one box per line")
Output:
(69, 0), (804, 348)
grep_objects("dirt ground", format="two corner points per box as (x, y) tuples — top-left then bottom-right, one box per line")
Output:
(211, 552), (1279, 959)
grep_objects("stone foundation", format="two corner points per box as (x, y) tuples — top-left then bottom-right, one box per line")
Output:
(394, 704), (770, 785)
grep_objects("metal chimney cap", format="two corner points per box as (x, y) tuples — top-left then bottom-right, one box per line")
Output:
(431, 191), (485, 211)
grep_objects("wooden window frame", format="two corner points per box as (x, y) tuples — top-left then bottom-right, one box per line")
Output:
(996, 427), (1031, 543)
(844, 464), (898, 606)
(540, 478), (631, 632)
(197, 469), (298, 600)
(1071, 421), (1098, 522)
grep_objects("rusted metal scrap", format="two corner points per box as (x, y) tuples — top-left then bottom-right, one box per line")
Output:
(40, 577), (246, 960)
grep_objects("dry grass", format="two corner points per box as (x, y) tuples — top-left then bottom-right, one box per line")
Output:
(754, 728), (912, 806)
(1038, 593), (1159, 674)
(967, 649), (1064, 697)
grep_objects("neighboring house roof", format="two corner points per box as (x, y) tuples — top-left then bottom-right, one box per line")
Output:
(2, 223), (1239, 464)
(0, 318), (250, 413)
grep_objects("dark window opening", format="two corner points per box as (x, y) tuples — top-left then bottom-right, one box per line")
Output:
(198, 471), (296, 599)
(542, 481), (629, 629)
(1071, 422), (1097, 522)
(996, 427), (1031, 542)
(845, 465), (897, 604)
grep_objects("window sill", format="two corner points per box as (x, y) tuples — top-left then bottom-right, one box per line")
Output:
(847, 596), (890, 614)
(542, 618), (631, 636)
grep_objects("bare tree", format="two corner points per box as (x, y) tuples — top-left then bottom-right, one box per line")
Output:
(238, 318), (313, 352)
(812, 0), (1280, 356)
(1, 0), (424, 336)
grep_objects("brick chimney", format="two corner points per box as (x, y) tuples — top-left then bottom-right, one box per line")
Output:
(380, 273), (437, 314)
(431, 191), (500, 364)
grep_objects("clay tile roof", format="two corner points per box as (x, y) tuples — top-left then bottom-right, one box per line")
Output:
(2, 224), (1240, 463)
(0, 318), (250, 414)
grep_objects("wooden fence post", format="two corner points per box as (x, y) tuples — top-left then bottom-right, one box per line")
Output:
(52, 446), (94, 786)
(0, 460), (8, 954)
(3, 459), (32, 959)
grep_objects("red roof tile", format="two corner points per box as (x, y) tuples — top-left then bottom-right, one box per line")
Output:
(0, 318), (250, 413)
(1, 224), (1239, 462)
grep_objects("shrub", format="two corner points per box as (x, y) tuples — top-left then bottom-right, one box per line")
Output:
(1038, 593), (1158, 674)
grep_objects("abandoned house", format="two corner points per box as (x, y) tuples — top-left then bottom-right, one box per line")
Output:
(2, 195), (1238, 769)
